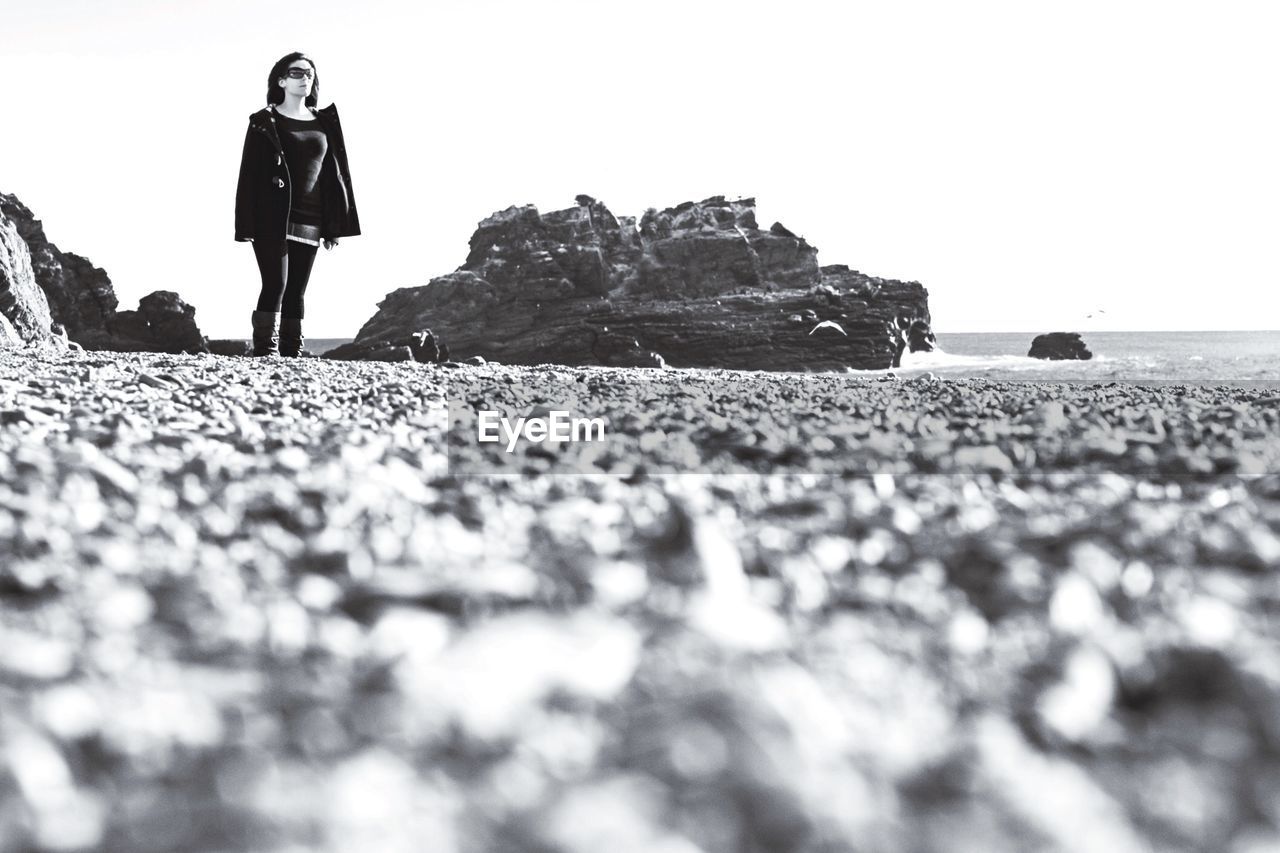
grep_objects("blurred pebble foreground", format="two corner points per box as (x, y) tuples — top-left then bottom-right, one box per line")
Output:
(2, 346), (1280, 853)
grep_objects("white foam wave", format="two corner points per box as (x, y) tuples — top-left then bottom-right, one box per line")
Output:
(791, 338), (1276, 381)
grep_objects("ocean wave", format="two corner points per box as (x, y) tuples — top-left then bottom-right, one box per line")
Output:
(831, 346), (1276, 381)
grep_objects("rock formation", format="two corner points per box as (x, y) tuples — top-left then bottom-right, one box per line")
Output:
(338, 195), (934, 371)
(324, 330), (451, 364)
(0, 193), (209, 353)
(1029, 332), (1093, 361)
(102, 291), (207, 354)
(0, 206), (56, 348)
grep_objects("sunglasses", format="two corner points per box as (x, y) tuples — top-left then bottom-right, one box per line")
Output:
(284, 68), (314, 80)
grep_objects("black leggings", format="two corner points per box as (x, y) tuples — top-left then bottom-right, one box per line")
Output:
(253, 239), (318, 319)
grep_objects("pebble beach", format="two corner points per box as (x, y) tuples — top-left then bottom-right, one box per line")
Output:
(2, 346), (1280, 852)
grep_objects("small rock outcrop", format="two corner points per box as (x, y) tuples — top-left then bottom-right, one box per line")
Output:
(1029, 332), (1093, 361)
(346, 195), (935, 371)
(324, 330), (450, 364)
(0, 193), (209, 354)
(104, 291), (207, 354)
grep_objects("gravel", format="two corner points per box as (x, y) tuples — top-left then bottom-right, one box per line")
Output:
(1, 347), (1278, 852)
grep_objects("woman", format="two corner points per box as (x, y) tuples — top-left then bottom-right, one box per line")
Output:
(235, 52), (360, 357)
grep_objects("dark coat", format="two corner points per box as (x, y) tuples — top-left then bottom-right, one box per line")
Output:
(235, 102), (361, 242)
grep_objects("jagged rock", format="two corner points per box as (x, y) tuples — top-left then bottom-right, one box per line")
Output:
(0, 209), (56, 347)
(137, 291), (206, 354)
(0, 315), (20, 348)
(1029, 332), (1093, 361)
(350, 196), (934, 371)
(586, 326), (667, 369)
(1, 193), (117, 341)
(407, 330), (448, 363)
(321, 329), (450, 364)
(463, 198), (636, 299)
(631, 196), (817, 296)
(907, 319), (936, 352)
(0, 192), (208, 354)
(96, 292), (208, 355)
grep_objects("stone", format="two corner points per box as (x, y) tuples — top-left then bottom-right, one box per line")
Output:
(952, 445), (1014, 473)
(1029, 332), (1093, 360)
(136, 291), (207, 353)
(1027, 401), (1069, 430)
(1, 193), (112, 346)
(104, 291), (208, 354)
(0, 207), (57, 348)
(1, 350), (1279, 851)
(0, 313), (22, 348)
(345, 196), (934, 371)
(321, 329), (450, 364)
(0, 192), (209, 353)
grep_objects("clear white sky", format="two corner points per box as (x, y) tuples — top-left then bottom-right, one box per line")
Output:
(2, 0), (1277, 337)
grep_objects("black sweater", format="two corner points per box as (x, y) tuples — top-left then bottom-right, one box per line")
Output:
(276, 112), (328, 226)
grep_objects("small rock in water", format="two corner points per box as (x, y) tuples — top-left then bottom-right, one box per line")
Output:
(1028, 332), (1093, 360)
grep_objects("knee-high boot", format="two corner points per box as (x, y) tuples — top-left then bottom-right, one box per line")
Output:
(250, 310), (280, 357)
(279, 317), (304, 358)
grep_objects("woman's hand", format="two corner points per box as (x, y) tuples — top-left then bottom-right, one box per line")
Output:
(323, 238), (339, 250)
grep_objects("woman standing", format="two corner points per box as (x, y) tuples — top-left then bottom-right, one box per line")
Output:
(235, 52), (360, 357)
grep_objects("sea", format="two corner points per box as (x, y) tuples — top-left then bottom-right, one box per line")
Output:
(308, 338), (355, 354)
(889, 331), (1280, 383)
(305, 333), (1277, 383)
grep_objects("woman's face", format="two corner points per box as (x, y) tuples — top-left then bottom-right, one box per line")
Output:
(278, 60), (315, 99)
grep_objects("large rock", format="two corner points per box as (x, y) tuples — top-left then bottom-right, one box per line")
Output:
(0, 193), (209, 354)
(0, 209), (57, 348)
(1029, 332), (1093, 361)
(104, 291), (207, 354)
(346, 195), (935, 371)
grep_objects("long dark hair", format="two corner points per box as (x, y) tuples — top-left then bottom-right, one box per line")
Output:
(265, 52), (319, 107)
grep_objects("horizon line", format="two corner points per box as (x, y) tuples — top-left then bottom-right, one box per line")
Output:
(209, 328), (1280, 341)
